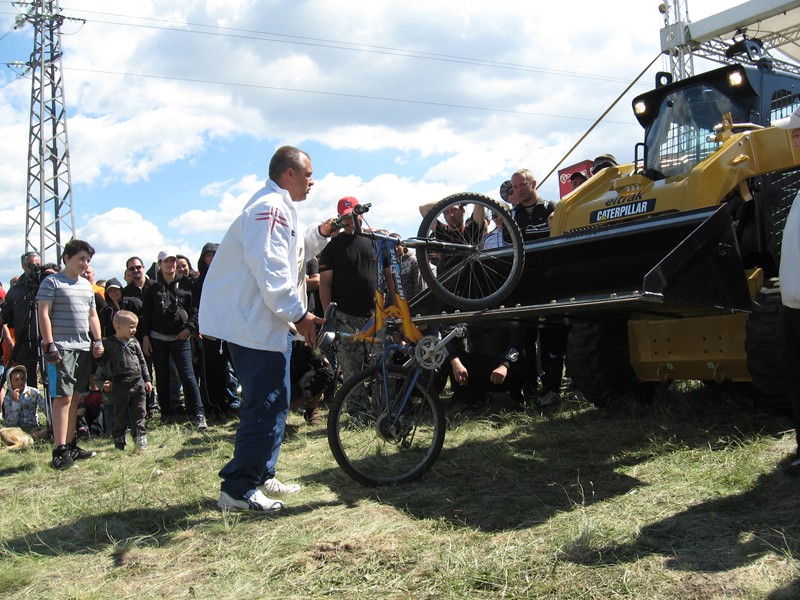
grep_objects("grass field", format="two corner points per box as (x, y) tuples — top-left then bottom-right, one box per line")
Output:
(1, 383), (799, 599)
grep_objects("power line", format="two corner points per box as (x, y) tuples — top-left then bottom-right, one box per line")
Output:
(0, 4), (653, 123)
(64, 65), (638, 126)
(55, 6), (648, 87)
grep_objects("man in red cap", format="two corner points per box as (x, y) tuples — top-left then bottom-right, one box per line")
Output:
(318, 196), (377, 383)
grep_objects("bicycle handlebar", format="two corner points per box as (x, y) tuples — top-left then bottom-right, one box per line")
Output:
(332, 203), (372, 230)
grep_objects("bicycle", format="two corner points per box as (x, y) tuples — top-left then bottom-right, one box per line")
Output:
(322, 193), (524, 486)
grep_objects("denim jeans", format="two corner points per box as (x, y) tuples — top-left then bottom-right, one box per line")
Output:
(785, 306), (800, 450)
(220, 338), (291, 499)
(150, 337), (204, 418)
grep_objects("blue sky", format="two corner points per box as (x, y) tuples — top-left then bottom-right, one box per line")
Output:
(0, 0), (744, 285)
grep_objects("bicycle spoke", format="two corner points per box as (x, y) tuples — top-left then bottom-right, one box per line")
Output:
(327, 365), (445, 486)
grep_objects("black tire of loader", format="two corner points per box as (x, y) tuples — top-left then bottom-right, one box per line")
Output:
(745, 281), (791, 411)
(566, 321), (640, 407)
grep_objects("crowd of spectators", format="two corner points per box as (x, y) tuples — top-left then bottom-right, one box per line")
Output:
(0, 162), (578, 475)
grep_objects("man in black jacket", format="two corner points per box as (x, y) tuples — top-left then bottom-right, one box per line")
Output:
(0, 252), (43, 387)
(122, 255), (158, 418)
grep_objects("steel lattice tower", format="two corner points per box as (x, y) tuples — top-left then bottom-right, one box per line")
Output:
(21, 0), (76, 265)
(660, 0), (695, 81)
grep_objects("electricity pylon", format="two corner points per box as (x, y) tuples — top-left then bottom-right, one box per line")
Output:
(16, 0), (82, 264)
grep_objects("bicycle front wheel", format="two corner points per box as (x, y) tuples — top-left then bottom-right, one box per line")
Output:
(416, 192), (524, 310)
(327, 364), (445, 486)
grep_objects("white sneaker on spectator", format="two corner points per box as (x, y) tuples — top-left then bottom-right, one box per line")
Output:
(261, 477), (301, 495)
(218, 490), (284, 512)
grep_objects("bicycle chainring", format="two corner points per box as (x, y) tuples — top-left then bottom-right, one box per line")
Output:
(414, 335), (447, 370)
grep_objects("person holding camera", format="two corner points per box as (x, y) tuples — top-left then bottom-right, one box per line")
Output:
(318, 196), (378, 384)
(139, 249), (207, 429)
(0, 252), (43, 388)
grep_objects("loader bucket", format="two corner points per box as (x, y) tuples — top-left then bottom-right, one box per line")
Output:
(411, 204), (752, 326)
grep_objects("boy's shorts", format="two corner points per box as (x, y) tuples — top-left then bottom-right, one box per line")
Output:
(50, 349), (92, 398)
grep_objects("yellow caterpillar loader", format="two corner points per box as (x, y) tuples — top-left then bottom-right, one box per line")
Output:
(550, 63), (800, 406)
(414, 62), (800, 407)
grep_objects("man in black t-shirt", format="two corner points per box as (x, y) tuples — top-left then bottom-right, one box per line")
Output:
(510, 168), (555, 241)
(318, 196), (377, 382)
(418, 200), (486, 275)
(510, 168), (564, 406)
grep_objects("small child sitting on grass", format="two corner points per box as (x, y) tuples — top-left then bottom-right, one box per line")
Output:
(98, 310), (152, 451)
(2, 365), (48, 439)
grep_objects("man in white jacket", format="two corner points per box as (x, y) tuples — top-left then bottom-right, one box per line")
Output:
(200, 146), (333, 511)
(773, 108), (800, 476)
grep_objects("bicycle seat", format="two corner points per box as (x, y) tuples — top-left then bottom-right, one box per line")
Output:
(317, 302), (338, 351)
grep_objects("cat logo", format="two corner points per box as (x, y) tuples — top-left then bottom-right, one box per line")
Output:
(590, 199), (656, 223)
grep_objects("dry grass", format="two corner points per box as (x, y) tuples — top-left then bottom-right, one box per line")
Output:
(1, 382), (800, 599)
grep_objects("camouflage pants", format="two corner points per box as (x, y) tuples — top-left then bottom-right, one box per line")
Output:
(334, 310), (371, 383)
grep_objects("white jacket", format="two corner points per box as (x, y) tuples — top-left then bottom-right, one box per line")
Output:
(780, 192), (800, 309)
(199, 180), (329, 352)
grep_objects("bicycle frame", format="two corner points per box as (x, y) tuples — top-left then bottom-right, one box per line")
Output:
(347, 227), (424, 346)
(375, 342), (423, 421)
(376, 320), (467, 425)
(320, 208), (472, 357)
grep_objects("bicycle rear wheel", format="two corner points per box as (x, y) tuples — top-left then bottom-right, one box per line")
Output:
(327, 364), (445, 486)
(416, 192), (524, 310)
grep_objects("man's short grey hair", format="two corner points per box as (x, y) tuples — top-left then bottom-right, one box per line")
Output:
(268, 146), (310, 181)
(513, 169), (536, 185)
(20, 251), (39, 266)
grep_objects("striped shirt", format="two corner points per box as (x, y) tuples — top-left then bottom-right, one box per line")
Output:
(36, 272), (95, 351)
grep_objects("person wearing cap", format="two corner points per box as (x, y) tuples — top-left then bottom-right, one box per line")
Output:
(199, 145), (335, 513)
(590, 153), (618, 175)
(773, 106), (800, 475)
(100, 278), (124, 337)
(2, 364), (48, 439)
(499, 180), (516, 207)
(570, 171), (588, 190)
(318, 196), (378, 384)
(139, 248), (207, 429)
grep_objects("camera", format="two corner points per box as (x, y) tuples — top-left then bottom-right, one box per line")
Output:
(24, 264), (49, 293)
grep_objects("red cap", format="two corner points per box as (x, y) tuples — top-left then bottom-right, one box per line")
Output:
(337, 196), (357, 216)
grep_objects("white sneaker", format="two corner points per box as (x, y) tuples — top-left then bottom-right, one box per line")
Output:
(538, 390), (560, 407)
(261, 477), (301, 495)
(218, 490), (284, 512)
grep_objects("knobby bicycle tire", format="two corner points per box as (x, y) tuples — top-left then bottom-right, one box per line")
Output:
(327, 364), (445, 486)
(416, 192), (524, 310)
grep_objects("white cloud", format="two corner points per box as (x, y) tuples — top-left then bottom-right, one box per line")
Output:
(76, 207), (169, 280)
(0, 0), (756, 287)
